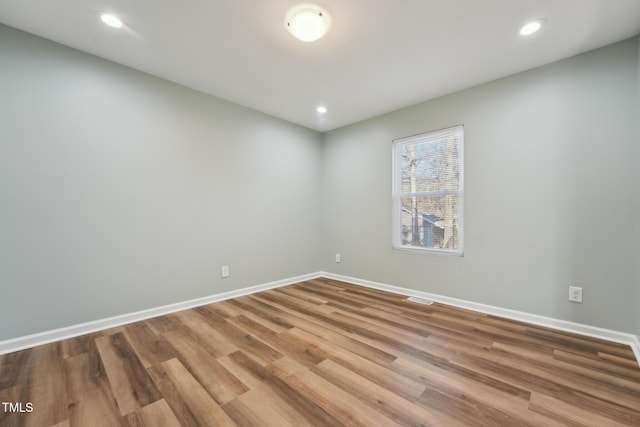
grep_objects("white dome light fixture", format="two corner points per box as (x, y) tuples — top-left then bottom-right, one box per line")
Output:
(519, 19), (546, 36)
(316, 105), (328, 114)
(286, 4), (331, 42)
(100, 13), (123, 29)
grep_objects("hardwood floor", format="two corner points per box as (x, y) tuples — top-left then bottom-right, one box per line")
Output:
(1, 278), (639, 426)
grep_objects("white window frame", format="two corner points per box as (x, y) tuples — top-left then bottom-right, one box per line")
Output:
(392, 125), (464, 256)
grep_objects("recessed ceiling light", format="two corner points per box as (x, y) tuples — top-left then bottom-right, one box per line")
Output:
(100, 14), (123, 29)
(316, 106), (328, 114)
(519, 19), (546, 36)
(286, 5), (331, 42)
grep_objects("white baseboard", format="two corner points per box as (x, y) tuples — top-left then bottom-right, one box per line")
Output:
(320, 272), (640, 367)
(632, 335), (640, 366)
(0, 272), (323, 355)
(3, 270), (639, 368)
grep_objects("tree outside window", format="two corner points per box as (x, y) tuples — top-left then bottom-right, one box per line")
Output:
(393, 126), (464, 255)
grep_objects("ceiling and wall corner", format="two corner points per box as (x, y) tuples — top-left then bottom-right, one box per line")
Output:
(1, 1), (640, 132)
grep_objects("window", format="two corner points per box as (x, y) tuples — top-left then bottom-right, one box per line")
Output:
(392, 125), (464, 255)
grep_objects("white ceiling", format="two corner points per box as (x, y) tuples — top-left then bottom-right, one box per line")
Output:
(1, 0), (640, 132)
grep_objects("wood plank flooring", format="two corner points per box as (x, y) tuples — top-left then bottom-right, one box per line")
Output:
(1, 278), (639, 426)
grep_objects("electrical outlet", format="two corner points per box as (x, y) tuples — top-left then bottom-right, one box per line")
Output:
(335, 253), (341, 263)
(568, 286), (582, 303)
(221, 265), (229, 278)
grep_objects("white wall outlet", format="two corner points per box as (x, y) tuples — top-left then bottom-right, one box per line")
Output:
(568, 286), (582, 303)
(221, 265), (229, 278)
(335, 253), (341, 263)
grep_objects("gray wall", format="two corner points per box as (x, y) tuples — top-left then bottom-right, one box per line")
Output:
(2, 22), (639, 341)
(322, 38), (640, 333)
(0, 24), (323, 340)
(637, 35), (640, 338)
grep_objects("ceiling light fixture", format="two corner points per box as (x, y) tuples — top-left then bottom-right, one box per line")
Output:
(286, 5), (331, 42)
(100, 13), (123, 29)
(519, 19), (546, 36)
(316, 106), (328, 114)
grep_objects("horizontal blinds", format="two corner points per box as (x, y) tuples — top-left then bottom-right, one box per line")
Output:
(393, 125), (463, 254)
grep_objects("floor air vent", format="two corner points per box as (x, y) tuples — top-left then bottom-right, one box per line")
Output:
(407, 296), (434, 305)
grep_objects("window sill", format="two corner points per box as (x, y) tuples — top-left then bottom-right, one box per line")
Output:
(392, 245), (464, 257)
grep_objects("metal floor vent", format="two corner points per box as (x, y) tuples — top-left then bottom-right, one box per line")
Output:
(407, 296), (434, 305)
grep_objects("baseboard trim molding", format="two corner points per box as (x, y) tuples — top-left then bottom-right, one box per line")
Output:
(0, 272), (323, 355)
(632, 335), (640, 366)
(320, 272), (640, 366)
(3, 270), (639, 367)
